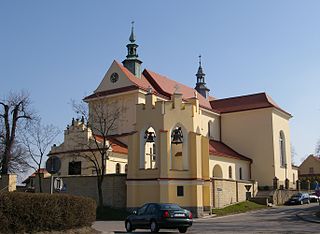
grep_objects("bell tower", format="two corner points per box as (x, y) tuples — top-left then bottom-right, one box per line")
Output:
(122, 21), (142, 78)
(195, 55), (210, 99)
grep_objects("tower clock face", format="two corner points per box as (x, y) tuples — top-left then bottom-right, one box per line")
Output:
(110, 72), (119, 83)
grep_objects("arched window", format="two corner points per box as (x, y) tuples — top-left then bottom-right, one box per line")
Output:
(293, 173), (295, 184)
(279, 131), (286, 167)
(171, 125), (185, 170)
(116, 163), (120, 174)
(144, 127), (156, 169)
(125, 164), (128, 174)
(228, 166), (232, 179)
(239, 167), (243, 180)
(213, 164), (223, 178)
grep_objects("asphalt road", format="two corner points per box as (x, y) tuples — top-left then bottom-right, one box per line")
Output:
(93, 203), (320, 234)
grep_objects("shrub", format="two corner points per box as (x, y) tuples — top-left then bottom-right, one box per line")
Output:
(0, 192), (96, 233)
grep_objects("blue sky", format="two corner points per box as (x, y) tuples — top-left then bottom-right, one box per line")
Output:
(1, 1), (319, 165)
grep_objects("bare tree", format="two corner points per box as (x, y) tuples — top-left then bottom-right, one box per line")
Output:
(21, 120), (60, 192)
(72, 98), (122, 207)
(291, 144), (297, 165)
(0, 91), (34, 174)
(316, 139), (320, 156)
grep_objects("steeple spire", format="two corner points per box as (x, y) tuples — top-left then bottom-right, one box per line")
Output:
(129, 21), (136, 43)
(122, 21), (142, 78)
(195, 55), (210, 99)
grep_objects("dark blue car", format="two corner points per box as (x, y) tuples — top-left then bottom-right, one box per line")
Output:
(125, 203), (193, 233)
(285, 193), (310, 205)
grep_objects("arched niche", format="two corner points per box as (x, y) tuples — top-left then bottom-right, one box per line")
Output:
(170, 123), (188, 170)
(213, 164), (223, 178)
(139, 126), (157, 169)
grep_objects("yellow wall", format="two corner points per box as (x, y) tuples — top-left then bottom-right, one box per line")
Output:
(49, 119), (128, 176)
(221, 108), (275, 186)
(271, 110), (294, 185)
(127, 94), (209, 214)
(95, 60), (137, 93)
(209, 155), (250, 181)
(221, 107), (293, 187)
(0, 174), (17, 192)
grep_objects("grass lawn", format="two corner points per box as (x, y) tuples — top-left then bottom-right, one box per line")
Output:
(212, 201), (267, 216)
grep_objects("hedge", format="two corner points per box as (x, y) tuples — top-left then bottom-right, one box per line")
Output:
(0, 192), (96, 233)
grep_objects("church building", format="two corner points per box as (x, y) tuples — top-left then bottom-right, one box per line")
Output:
(48, 24), (298, 216)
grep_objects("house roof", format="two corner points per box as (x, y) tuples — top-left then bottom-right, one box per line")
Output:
(93, 135), (128, 155)
(22, 168), (49, 184)
(210, 92), (291, 117)
(209, 140), (252, 162)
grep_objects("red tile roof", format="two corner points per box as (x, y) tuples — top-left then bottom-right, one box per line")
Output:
(84, 61), (290, 116)
(108, 138), (128, 154)
(210, 92), (291, 116)
(115, 60), (151, 91)
(143, 69), (214, 110)
(22, 168), (49, 184)
(30, 168), (48, 177)
(94, 135), (128, 155)
(209, 140), (252, 162)
(84, 61), (170, 101)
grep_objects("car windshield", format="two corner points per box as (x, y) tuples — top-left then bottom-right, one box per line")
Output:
(160, 204), (181, 210)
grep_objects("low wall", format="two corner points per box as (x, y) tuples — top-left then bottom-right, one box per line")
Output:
(31, 174), (127, 208)
(272, 189), (309, 205)
(212, 178), (258, 208)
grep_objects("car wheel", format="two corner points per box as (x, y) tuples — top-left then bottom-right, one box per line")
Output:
(178, 227), (188, 233)
(125, 220), (133, 232)
(150, 220), (159, 233)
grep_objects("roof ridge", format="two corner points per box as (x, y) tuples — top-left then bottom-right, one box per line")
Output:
(211, 92), (267, 102)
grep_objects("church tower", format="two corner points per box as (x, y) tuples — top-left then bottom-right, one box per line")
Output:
(195, 55), (210, 99)
(122, 22), (142, 78)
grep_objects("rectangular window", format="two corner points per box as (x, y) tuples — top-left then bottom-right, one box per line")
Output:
(177, 186), (184, 197)
(309, 167), (314, 174)
(68, 161), (81, 175)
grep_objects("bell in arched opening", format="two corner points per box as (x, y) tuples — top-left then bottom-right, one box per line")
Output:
(171, 127), (183, 145)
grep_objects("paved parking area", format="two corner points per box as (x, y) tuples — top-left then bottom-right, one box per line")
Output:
(92, 203), (320, 234)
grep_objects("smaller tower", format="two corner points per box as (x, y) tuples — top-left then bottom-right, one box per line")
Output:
(122, 21), (142, 78)
(195, 55), (210, 99)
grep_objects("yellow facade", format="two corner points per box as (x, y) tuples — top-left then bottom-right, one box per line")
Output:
(220, 108), (294, 187)
(126, 93), (211, 216)
(49, 119), (128, 176)
(45, 38), (295, 215)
